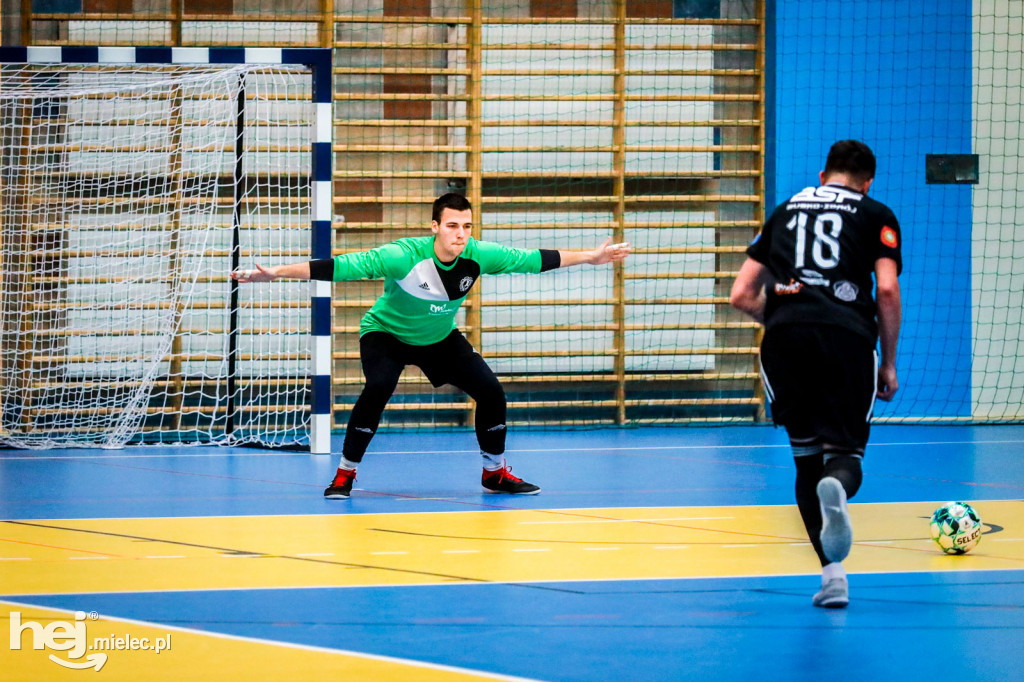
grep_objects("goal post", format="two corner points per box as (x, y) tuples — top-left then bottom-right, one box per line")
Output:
(0, 46), (333, 452)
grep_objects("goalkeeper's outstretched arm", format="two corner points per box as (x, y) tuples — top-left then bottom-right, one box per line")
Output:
(233, 238), (630, 284)
(231, 262), (313, 283)
(556, 238), (631, 268)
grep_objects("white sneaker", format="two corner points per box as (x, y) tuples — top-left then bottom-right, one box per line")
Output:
(817, 477), (853, 563)
(812, 577), (849, 608)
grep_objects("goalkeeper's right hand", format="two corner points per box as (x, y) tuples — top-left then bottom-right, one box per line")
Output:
(231, 264), (277, 283)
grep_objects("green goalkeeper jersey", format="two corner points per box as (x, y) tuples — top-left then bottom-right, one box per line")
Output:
(332, 236), (547, 346)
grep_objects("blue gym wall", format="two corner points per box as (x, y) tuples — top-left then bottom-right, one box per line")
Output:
(771, 1), (973, 419)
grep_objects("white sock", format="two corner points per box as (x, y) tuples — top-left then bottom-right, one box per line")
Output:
(337, 456), (358, 471)
(822, 562), (846, 583)
(481, 451), (504, 471)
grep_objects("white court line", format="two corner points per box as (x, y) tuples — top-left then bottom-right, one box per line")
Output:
(11, 500), (1016, 524)
(0, 557), (31, 561)
(20, 565), (1024, 598)
(0, 598), (544, 682)
(3, 438), (1022, 460)
(520, 516), (733, 525)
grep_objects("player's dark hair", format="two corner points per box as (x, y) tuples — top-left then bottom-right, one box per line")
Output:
(824, 140), (876, 184)
(432, 192), (472, 223)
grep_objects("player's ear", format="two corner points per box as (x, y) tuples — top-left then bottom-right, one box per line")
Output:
(819, 170), (826, 185)
(861, 178), (873, 195)
(430, 221), (440, 235)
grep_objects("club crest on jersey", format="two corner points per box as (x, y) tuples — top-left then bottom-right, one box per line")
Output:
(833, 280), (859, 302)
(774, 279), (803, 295)
(881, 225), (898, 248)
(459, 276), (474, 292)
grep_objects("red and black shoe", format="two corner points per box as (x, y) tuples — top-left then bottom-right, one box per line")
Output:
(482, 464), (540, 495)
(324, 468), (356, 499)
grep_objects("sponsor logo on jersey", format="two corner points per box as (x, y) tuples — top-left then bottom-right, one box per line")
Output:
(881, 225), (898, 248)
(833, 280), (859, 302)
(798, 269), (830, 286)
(429, 303), (452, 314)
(459, 276), (474, 292)
(774, 279), (803, 295)
(788, 185), (863, 210)
(814, 184), (863, 203)
(419, 281), (431, 290)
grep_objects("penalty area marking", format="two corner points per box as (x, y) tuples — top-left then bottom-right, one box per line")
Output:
(519, 516), (734, 525)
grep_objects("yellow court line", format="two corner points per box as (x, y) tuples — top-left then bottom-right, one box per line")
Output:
(0, 501), (1021, 596)
(0, 600), (535, 682)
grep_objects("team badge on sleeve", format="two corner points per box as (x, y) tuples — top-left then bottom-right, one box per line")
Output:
(881, 225), (898, 248)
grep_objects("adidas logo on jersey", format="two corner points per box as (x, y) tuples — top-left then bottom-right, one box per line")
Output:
(419, 282), (430, 290)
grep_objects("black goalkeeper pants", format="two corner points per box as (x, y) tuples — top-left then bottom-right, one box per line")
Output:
(341, 330), (507, 463)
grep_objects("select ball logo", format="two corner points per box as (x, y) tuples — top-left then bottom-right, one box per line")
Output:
(955, 528), (982, 547)
(930, 501), (982, 554)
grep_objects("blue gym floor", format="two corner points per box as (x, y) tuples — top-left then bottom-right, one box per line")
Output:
(2, 424), (1023, 681)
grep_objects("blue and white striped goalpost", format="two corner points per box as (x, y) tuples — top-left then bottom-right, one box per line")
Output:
(0, 46), (333, 453)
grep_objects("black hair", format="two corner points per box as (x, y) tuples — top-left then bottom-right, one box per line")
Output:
(823, 140), (876, 184)
(432, 192), (472, 223)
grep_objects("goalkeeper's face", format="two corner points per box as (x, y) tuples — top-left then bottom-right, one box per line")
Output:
(431, 208), (472, 262)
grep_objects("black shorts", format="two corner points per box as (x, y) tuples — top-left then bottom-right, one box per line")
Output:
(360, 329), (489, 388)
(759, 324), (877, 453)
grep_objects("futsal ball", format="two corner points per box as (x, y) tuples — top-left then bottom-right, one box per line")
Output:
(929, 502), (982, 554)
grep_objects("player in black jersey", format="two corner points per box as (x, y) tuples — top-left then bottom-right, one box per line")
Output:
(730, 140), (903, 608)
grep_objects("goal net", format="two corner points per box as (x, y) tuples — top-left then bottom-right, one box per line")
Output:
(0, 56), (320, 449)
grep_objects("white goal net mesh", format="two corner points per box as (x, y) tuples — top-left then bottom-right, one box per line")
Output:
(0, 62), (314, 449)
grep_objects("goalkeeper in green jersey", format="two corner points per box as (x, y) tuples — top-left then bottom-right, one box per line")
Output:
(232, 193), (631, 499)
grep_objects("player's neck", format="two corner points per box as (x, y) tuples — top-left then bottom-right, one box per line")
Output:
(820, 173), (869, 195)
(432, 241), (459, 265)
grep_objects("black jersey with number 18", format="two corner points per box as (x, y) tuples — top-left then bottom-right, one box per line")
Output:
(746, 183), (902, 342)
